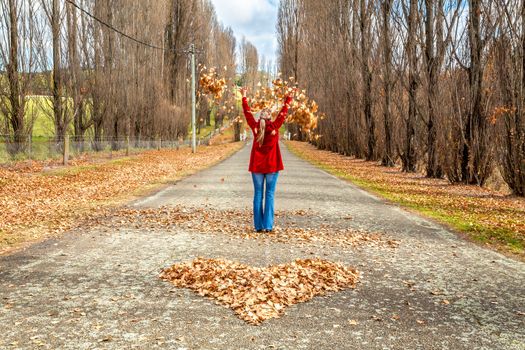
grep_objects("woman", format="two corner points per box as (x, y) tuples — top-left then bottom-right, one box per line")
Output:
(241, 87), (293, 233)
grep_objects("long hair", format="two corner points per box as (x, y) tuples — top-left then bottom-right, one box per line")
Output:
(256, 108), (272, 147)
(256, 118), (266, 146)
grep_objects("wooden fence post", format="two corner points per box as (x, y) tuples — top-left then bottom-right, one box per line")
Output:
(28, 135), (32, 163)
(63, 135), (69, 166)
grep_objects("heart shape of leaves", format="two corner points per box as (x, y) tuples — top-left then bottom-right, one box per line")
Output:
(160, 258), (359, 324)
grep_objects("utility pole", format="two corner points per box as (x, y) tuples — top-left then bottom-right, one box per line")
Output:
(190, 43), (196, 153)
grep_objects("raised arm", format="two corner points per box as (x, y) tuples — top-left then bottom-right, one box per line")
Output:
(274, 95), (293, 129)
(242, 97), (257, 130)
(241, 87), (257, 129)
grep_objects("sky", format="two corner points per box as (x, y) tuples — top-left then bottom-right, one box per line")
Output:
(210, 0), (279, 67)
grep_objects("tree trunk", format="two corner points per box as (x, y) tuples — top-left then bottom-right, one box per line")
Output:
(360, 0), (375, 161)
(92, 0), (106, 151)
(67, 1), (85, 149)
(425, 0), (446, 178)
(462, 0), (488, 185)
(7, 0), (26, 154)
(402, 0), (418, 172)
(52, 0), (65, 143)
(381, 0), (394, 167)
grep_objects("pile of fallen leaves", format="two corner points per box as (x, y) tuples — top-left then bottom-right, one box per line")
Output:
(85, 206), (398, 248)
(286, 141), (525, 259)
(160, 258), (359, 324)
(0, 143), (243, 253)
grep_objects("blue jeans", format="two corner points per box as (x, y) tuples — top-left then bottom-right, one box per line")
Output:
(251, 172), (279, 231)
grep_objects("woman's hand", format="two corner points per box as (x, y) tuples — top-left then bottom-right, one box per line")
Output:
(240, 87), (247, 98)
(284, 88), (296, 107)
(285, 87), (298, 101)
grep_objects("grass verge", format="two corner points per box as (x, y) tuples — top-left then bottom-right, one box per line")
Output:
(286, 141), (525, 260)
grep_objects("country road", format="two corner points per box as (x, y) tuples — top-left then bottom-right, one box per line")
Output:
(1, 142), (524, 350)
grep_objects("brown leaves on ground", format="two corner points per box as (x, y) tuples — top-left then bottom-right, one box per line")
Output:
(160, 258), (359, 324)
(86, 206), (398, 248)
(286, 141), (525, 258)
(0, 143), (243, 253)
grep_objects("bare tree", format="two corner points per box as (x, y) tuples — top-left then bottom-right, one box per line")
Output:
(277, 0), (305, 141)
(491, 0), (525, 195)
(40, 0), (70, 143)
(400, 0), (418, 172)
(381, 0), (395, 166)
(277, 0), (301, 81)
(360, 0), (376, 161)
(0, 0), (35, 153)
(239, 37), (259, 92)
(66, 0), (88, 146)
(276, 0), (525, 195)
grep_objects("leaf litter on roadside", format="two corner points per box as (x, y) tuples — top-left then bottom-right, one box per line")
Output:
(160, 257), (359, 325)
(84, 205), (399, 248)
(0, 143), (242, 252)
(286, 141), (525, 257)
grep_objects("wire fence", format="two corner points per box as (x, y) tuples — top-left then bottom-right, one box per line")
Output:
(0, 128), (225, 164)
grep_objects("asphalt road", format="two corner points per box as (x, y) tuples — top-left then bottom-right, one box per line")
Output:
(1, 142), (524, 349)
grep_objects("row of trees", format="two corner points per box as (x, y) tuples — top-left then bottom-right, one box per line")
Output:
(0, 0), (238, 153)
(277, 0), (525, 196)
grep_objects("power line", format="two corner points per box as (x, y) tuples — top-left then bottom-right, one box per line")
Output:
(65, 0), (192, 54)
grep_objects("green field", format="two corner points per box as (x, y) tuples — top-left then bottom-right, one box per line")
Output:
(29, 96), (61, 137)
(1, 96), (77, 138)
(1, 95), (233, 163)
(193, 106), (219, 137)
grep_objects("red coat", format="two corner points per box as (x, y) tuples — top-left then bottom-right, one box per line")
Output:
(242, 96), (292, 173)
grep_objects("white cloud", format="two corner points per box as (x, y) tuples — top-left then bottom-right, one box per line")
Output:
(211, 0), (278, 66)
